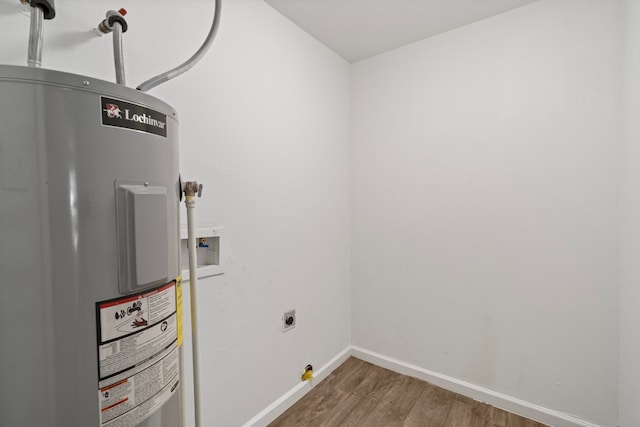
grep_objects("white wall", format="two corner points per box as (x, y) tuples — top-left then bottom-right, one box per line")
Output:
(0, 1), (351, 425)
(351, 1), (621, 425)
(1, 0), (631, 425)
(620, 1), (640, 426)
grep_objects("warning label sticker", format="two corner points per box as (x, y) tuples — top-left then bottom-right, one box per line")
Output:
(96, 281), (180, 426)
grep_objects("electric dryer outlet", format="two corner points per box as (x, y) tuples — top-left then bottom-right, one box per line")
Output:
(283, 310), (296, 332)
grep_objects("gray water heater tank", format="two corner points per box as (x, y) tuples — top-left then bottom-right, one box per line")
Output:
(0, 65), (184, 427)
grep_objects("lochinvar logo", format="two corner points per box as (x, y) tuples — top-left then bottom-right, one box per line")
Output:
(101, 97), (167, 137)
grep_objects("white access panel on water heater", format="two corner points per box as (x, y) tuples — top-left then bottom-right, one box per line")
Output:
(116, 181), (170, 292)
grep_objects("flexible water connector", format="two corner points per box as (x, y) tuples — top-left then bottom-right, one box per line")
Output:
(137, 0), (222, 92)
(97, 9), (128, 85)
(113, 21), (126, 85)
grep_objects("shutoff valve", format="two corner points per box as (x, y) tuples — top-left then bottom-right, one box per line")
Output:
(97, 8), (128, 34)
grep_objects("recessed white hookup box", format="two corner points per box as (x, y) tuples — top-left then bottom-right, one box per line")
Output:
(180, 225), (225, 280)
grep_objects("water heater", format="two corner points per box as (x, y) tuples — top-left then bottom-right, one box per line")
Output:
(0, 64), (184, 427)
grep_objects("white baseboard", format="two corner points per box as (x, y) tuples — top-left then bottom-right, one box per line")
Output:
(351, 346), (600, 427)
(243, 347), (352, 427)
(244, 345), (601, 427)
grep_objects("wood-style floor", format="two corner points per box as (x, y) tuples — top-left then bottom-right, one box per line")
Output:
(269, 357), (548, 427)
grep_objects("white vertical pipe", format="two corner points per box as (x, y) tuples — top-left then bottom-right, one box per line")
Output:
(113, 22), (126, 85)
(27, 6), (44, 68)
(185, 194), (203, 427)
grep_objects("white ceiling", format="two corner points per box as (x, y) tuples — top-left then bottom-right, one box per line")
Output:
(264, 0), (538, 62)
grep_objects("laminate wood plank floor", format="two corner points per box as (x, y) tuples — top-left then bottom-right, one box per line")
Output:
(269, 357), (548, 427)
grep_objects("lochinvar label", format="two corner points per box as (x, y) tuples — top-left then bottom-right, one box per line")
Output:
(101, 97), (167, 137)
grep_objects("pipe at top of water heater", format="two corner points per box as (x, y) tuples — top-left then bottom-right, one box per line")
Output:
(136, 0), (222, 92)
(27, 5), (43, 68)
(96, 9), (128, 86)
(113, 21), (126, 85)
(26, 0), (56, 68)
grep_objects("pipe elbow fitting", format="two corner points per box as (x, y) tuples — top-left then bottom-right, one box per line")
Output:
(28, 0), (56, 20)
